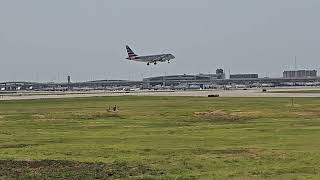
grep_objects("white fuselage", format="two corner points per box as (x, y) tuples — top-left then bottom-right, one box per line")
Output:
(127, 54), (175, 63)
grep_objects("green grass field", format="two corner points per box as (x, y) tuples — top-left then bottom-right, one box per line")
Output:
(1, 96), (320, 179)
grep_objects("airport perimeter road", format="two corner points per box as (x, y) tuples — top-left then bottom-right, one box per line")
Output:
(1, 88), (320, 100)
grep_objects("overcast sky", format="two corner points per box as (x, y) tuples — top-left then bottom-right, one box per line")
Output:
(0, 0), (319, 82)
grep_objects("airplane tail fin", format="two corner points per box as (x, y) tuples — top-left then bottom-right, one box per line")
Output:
(126, 45), (138, 59)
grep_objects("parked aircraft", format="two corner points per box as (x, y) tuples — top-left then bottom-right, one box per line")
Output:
(126, 45), (175, 65)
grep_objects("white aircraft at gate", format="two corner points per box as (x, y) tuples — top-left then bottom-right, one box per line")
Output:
(126, 45), (175, 65)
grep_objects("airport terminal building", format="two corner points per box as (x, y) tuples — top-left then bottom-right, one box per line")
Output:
(143, 69), (226, 86)
(230, 74), (259, 79)
(283, 70), (317, 79)
(1, 69), (320, 91)
(143, 72), (225, 87)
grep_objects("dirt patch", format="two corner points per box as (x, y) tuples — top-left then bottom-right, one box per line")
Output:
(231, 111), (262, 118)
(32, 114), (46, 119)
(31, 114), (58, 121)
(193, 110), (257, 123)
(192, 148), (264, 158)
(82, 125), (113, 129)
(31, 112), (125, 121)
(123, 125), (147, 128)
(0, 144), (34, 149)
(192, 148), (248, 155)
(0, 160), (163, 179)
(293, 110), (320, 117)
(72, 111), (124, 120)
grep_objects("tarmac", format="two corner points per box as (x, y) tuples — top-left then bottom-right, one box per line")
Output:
(0, 88), (320, 101)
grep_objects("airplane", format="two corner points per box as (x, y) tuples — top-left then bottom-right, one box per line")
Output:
(125, 45), (175, 65)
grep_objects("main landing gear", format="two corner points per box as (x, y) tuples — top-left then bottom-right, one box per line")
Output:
(146, 62), (158, 66)
(168, 60), (170, 63)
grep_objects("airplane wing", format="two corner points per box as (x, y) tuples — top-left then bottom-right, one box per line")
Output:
(151, 54), (168, 62)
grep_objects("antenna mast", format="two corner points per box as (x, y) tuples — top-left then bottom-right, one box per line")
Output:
(294, 56), (297, 70)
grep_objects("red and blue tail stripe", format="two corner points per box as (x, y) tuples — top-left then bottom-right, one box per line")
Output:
(126, 45), (138, 59)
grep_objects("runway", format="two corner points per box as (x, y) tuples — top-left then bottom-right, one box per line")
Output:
(1, 88), (320, 101)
